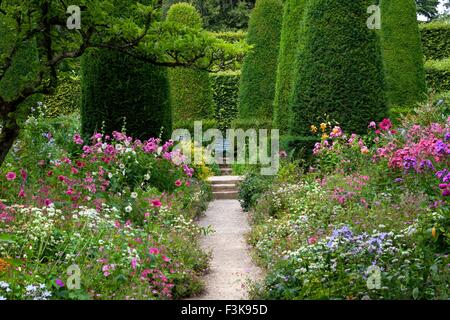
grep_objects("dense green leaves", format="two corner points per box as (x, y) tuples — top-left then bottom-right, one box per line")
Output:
(380, 0), (427, 107)
(425, 58), (450, 93)
(420, 21), (450, 60)
(167, 3), (215, 125)
(210, 71), (240, 130)
(81, 49), (172, 141)
(273, 0), (307, 135)
(289, 0), (387, 137)
(238, 0), (283, 120)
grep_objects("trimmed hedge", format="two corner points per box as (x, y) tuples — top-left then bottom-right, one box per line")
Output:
(81, 49), (172, 141)
(273, 0), (307, 135)
(212, 31), (247, 43)
(425, 58), (450, 93)
(238, 0), (283, 120)
(289, 0), (387, 137)
(380, 0), (427, 107)
(210, 71), (240, 130)
(44, 73), (81, 117)
(166, 3), (215, 124)
(420, 22), (450, 61)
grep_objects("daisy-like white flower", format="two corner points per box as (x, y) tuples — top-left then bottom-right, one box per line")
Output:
(130, 192), (138, 199)
(125, 205), (133, 213)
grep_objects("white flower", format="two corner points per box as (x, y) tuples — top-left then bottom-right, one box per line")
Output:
(108, 172), (113, 179)
(0, 296), (6, 300)
(116, 144), (123, 151)
(125, 205), (133, 213)
(25, 285), (37, 292)
(144, 174), (150, 181)
(119, 163), (125, 169)
(130, 192), (138, 199)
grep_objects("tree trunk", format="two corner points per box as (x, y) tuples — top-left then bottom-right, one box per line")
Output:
(0, 102), (20, 167)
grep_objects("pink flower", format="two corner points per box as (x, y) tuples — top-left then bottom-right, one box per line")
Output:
(44, 198), (53, 206)
(5, 172), (16, 181)
(308, 236), (317, 245)
(20, 169), (28, 182)
(175, 180), (182, 187)
(149, 247), (160, 255)
(66, 188), (74, 195)
(151, 199), (162, 207)
(18, 186), (25, 198)
(55, 279), (65, 288)
(379, 118), (392, 131)
(131, 258), (137, 270)
(73, 134), (84, 145)
(71, 167), (79, 174)
(368, 121), (377, 129)
(162, 255), (171, 262)
(185, 181), (191, 187)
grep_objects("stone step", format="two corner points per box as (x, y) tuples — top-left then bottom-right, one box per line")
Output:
(212, 184), (237, 192)
(220, 168), (233, 176)
(208, 176), (243, 185)
(213, 190), (239, 200)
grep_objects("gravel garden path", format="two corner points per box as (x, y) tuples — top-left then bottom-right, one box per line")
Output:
(189, 173), (262, 300)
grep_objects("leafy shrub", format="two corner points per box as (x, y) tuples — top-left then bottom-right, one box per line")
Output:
(81, 48), (172, 141)
(210, 71), (240, 130)
(289, 0), (387, 137)
(167, 3), (215, 124)
(238, 0), (283, 120)
(425, 58), (450, 93)
(273, 0), (307, 135)
(420, 21), (450, 60)
(238, 172), (273, 211)
(44, 72), (81, 117)
(380, 0), (427, 107)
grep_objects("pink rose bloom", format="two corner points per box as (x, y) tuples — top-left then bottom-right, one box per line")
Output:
(151, 199), (162, 207)
(5, 172), (16, 181)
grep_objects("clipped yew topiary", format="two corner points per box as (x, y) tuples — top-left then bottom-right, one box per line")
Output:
(380, 0), (427, 107)
(289, 0), (387, 138)
(81, 49), (171, 141)
(238, 0), (283, 120)
(166, 3), (215, 126)
(273, 0), (307, 135)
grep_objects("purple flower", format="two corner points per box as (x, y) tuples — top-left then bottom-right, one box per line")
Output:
(436, 169), (448, 180)
(435, 140), (446, 154)
(445, 132), (450, 142)
(55, 279), (64, 288)
(394, 178), (403, 183)
(403, 157), (416, 171)
(419, 159), (435, 171)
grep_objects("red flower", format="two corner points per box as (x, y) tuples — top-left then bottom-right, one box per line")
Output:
(175, 180), (182, 187)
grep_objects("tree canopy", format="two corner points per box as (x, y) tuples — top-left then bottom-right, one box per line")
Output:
(0, 0), (248, 166)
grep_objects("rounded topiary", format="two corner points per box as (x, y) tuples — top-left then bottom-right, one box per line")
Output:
(380, 0), (427, 107)
(273, 0), (307, 135)
(289, 0), (387, 137)
(81, 49), (172, 141)
(166, 3), (215, 126)
(238, 0), (283, 121)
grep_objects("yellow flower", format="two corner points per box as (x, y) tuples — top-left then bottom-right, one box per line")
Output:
(431, 227), (437, 239)
(0, 258), (11, 273)
(321, 133), (329, 140)
(320, 123), (327, 132)
(310, 125), (318, 133)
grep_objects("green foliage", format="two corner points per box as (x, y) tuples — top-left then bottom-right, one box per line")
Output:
(81, 49), (172, 141)
(238, 171), (273, 211)
(420, 21), (450, 60)
(289, 0), (387, 137)
(210, 71), (240, 130)
(212, 30), (247, 43)
(43, 72), (81, 117)
(425, 58), (450, 93)
(273, 0), (306, 135)
(238, 0), (283, 120)
(172, 118), (219, 137)
(380, 0), (427, 107)
(167, 3), (215, 125)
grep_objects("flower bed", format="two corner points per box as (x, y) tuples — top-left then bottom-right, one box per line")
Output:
(243, 103), (449, 300)
(0, 116), (212, 300)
